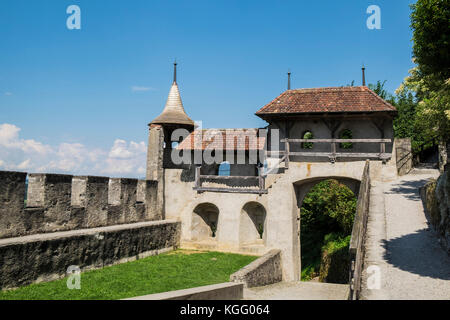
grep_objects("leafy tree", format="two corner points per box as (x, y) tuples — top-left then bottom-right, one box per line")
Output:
(301, 131), (314, 149)
(368, 80), (392, 101)
(405, 0), (450, 148)
(300, 179), (356, 280)
(339, 129), (353, 149)
(410, 0), (450, 82)
(415, 79), (450, 144)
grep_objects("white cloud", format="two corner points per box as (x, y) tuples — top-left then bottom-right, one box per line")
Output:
(131, 86), (156, 92)
(4, 92), (12, 96)
(0, 124), (51, 154)
(0, 123), (147, 178)
(16, 159), (31, 170)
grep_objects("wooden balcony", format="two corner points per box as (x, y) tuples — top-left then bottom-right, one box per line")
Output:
(270, 138), (392, 166)
(192, 138), (391, 194)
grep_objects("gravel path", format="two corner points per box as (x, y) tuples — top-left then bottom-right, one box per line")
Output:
(362, 171), (450, 300)
(244, 281), (349, 300)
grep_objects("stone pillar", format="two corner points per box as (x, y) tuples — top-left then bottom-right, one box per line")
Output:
(27, 173), (75, 232)
(107, 178), (138, 224)
(395, 138), (413, 176)
(72, 176), (109, 228)
(146, 124), (165, 219)
(0, 171), (27, 239)
(438, 141), (449, 173)
(144, 180), (160, 220)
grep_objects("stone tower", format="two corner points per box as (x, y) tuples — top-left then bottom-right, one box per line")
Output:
(146, 62), (194, 218)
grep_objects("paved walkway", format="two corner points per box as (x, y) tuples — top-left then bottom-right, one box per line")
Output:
(244, 281), (349, 300)
(362, 170), (450, 300)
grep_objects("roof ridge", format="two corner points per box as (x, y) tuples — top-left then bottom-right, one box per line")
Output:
(255, 85), (397, 115)
(289, 86), (366, 91)
(363, 86), (397, 110)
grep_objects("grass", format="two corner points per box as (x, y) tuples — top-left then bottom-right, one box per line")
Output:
(0, 250), (257, 300)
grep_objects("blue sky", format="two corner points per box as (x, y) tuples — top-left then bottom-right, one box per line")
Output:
(0, 0), (416, 176)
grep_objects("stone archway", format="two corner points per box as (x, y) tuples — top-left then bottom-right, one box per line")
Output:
(294, 176), (360, 209)
(191, 203), (220, 241)
(239, 202), (267, 245)
(293, 177), (359, 281)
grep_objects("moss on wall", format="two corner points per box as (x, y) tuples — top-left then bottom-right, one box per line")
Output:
(318, 234), (351, 284)
(421, 167), (450, 255)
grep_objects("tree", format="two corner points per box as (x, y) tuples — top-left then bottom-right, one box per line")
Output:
(368, 80), (392, 101)
(410, 0), (450, 82)
(300, 179), (356, 280)
(407, 0), (450, 148)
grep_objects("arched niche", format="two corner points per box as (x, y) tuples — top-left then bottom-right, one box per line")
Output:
(239, 202), (267, 245)
(191, 203), (220, 241)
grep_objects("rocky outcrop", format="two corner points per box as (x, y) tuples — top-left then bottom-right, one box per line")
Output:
(420, 166), (450, 255)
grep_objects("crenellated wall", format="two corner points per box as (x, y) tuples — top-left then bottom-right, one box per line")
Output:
(0, 170), (161, 239)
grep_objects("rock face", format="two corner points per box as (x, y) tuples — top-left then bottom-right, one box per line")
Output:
(420, 166), (450, 255)
(435, 167), (450, 254)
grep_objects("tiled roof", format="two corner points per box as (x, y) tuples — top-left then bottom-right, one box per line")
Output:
(177, 129), (266, 150)
(255, 86), (397, 116)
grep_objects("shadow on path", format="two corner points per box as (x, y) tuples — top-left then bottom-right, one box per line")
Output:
(384, 179), (430, 201)
(381, 228), (450, 280)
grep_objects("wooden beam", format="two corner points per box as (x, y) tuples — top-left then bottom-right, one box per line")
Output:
(200, 175), (258, 180)
(193, 187), (268, 194)
(258, 166), (265, 190)
(281, 138), (391, 143)
(195, 166), (201, 189)
(287, 151), (391, 159)
(285, 139), (290, 169)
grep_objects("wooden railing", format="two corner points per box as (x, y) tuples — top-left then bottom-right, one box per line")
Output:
(193, 166), (267, 194)
(266, 138), (391, 166)
(348, 160), (371, 300)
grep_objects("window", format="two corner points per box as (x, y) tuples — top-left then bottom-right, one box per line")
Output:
(339, 129), (353, 149)
(218, 161), (230, 176)
(301, 131), (314, 149)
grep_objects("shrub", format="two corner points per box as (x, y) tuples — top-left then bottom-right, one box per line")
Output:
(300, 179), (356, 281)
(319, 233), (351, 284)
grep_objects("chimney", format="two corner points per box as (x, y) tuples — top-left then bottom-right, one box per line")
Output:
(287, 70), (291, 90)
(362, 65), (366, 86)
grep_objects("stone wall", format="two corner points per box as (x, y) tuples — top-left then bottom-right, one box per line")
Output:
(395, 138), (413, 176)
(230, 249), (282, 288)
(0, 220), (181, 289)
(420, 166), (450, 255)
(0, 170), (160, 239)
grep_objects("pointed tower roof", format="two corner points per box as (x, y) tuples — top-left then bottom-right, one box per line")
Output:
(150, 62), (194, 127)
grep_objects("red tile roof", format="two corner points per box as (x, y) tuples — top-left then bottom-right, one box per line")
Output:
(255, 86), (397, 116)
(177, 129), (266, 150)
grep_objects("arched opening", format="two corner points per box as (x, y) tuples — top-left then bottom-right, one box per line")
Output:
(339, 129), (353, 149)
(239, 202), (267, 246)
(301, 130), (314, 149)
(191, 203), (220, 241)
(218, 161), (230, 176)
(296, 178), (357, 283)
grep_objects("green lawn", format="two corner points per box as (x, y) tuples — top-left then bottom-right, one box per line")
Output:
(0, 250), (257, 300)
